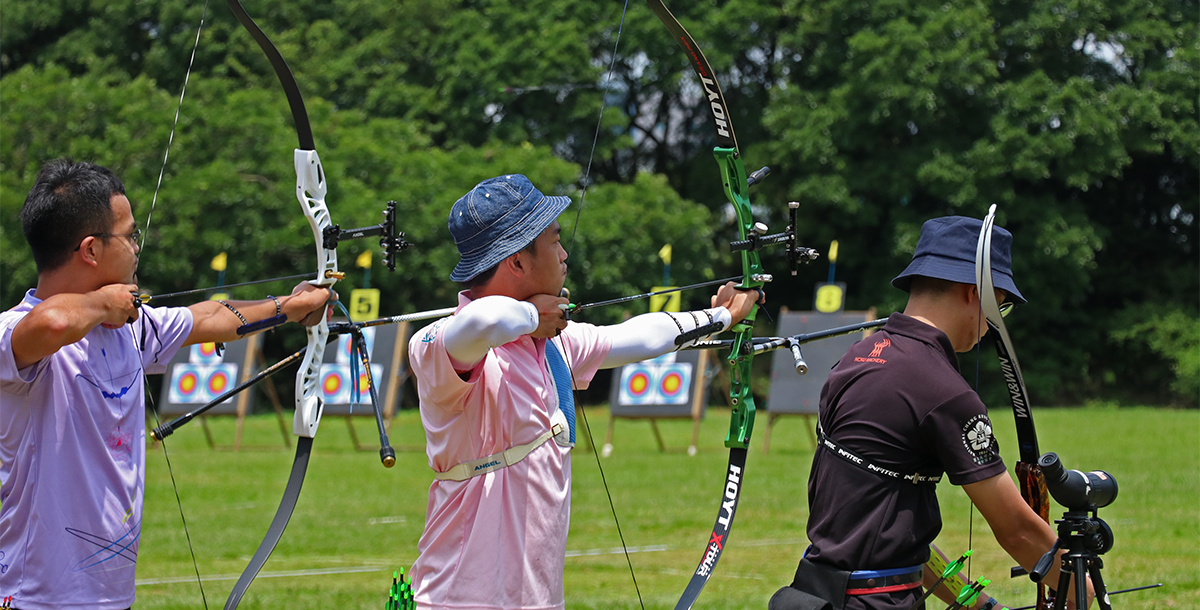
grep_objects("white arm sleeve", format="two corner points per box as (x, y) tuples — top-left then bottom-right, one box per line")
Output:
(601, 307), (732, 368)
(442, 296), (539, 368)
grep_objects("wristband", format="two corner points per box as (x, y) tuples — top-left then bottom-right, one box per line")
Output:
(216, 300), (248, 326)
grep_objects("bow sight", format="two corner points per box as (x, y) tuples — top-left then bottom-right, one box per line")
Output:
(728, 167), (821, 278)
(322, 200), (410, 271)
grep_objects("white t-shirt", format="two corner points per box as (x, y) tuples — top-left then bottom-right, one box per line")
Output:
(0, 290), (193, 610)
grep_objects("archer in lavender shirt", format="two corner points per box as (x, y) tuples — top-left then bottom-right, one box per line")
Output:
(0, 293), (192, 610)
(0, 159), (335, 609)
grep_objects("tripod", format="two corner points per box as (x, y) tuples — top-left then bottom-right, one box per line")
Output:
(1031, 508), (1114, 610)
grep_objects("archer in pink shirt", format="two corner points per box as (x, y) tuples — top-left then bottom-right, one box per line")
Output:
(407, 175), (761, 609)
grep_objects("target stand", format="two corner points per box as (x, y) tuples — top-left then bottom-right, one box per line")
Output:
(763, 307), (877, 453)
(604, 349), (713, 456)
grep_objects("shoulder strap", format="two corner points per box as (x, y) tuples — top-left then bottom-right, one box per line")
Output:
(545, 339), (576, 444)
(816, 423), (943, 485)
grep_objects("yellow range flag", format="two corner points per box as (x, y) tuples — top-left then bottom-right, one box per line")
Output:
(658, 244), (672, 264)
(649, 287), (681, 313)
(349, 288), (381, 322)
(211, 252), (228, 272)
(356, 250), (373, 269)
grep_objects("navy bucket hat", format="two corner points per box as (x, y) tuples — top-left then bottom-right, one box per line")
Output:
(892, 215), (1026, 304)
(448, 174), (572, 283)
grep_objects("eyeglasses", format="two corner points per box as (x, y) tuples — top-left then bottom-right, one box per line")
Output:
(999, 301), (1015, 318)
(74, 228), (141, 251)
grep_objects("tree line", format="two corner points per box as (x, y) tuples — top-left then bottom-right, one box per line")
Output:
(1, 0), (1195, 405)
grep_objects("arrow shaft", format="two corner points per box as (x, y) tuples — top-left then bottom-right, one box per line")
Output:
(142, 273), (315, 302)
(573, 276), (740, 312)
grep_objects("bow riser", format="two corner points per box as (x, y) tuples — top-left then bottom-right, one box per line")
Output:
(715, 147), (763, 449)
(293, 149), (338, 438)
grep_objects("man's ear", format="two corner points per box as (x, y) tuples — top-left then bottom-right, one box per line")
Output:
(502, 251), (526, 277)
(960, 282), (980, 306)
(77, 237), (102, 268)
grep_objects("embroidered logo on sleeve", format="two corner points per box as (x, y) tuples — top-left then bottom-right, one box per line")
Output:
(420, 318), (449, 344)
(961, 414), (999, 465)
(854, 338), (891, 364)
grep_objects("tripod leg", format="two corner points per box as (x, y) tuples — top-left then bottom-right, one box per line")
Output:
(1073, 555), (1090, 610)
(1054, 556), (1073, 610)
(1087, 557), (1111, 610)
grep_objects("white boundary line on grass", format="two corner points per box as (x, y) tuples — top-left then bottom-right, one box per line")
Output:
(565, 537), (806, 557)
(137, 537), (808, 586)
(137, 564), (388, 586)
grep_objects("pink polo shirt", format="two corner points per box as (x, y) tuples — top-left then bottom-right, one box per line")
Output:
(408, 293), (610, 610)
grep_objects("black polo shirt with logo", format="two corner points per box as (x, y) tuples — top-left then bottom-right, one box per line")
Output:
(805, 313), (1006, 590)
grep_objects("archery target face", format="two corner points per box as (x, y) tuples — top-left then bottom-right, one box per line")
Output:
(319, 363), (384, 405)
(618, 362), (693, 405)
(623, 365), (654, 402)
(190, 342), (224, 365)
(336, 328), (377, 364)
(207, 369), (230, 395)
(658, 365), (689, 403)
(167, 363), (238, 404)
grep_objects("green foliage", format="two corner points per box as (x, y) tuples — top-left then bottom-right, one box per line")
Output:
(1, 0), (1196, 404)
(1110, 303), (1200, 405)
(763, 0), (1197, 404)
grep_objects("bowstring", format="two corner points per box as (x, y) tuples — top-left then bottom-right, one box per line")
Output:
(564, 0), (631, 259)
(140, 1), (213, 606)
(554, 334), (646, 610)
(135, 325), (210, 610)
(554, 1), (644, 606)
(968, 286), (985, 585)
(141, 0), (211, 252)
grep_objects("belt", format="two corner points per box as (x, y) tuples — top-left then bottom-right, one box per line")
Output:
(845, 565), (923, 595)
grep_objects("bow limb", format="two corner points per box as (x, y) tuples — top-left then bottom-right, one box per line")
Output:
(975, 205), (1051, 610)
(220, 1), (337, 607)
(644, 3), (764, 607)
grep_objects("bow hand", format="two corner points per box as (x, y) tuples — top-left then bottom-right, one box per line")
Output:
(711, 281), (762, 325)
(289, 283), (337, 326)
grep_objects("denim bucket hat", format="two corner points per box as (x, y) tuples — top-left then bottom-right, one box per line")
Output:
(892, 215), (1026, 304)
(448, 174), (572, 282)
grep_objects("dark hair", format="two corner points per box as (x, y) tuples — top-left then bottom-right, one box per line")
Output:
(21, 159), (126, 272)
(458, 239), (541, 290)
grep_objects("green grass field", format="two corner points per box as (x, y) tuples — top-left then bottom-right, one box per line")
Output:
(138, 406), (1199, 609)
